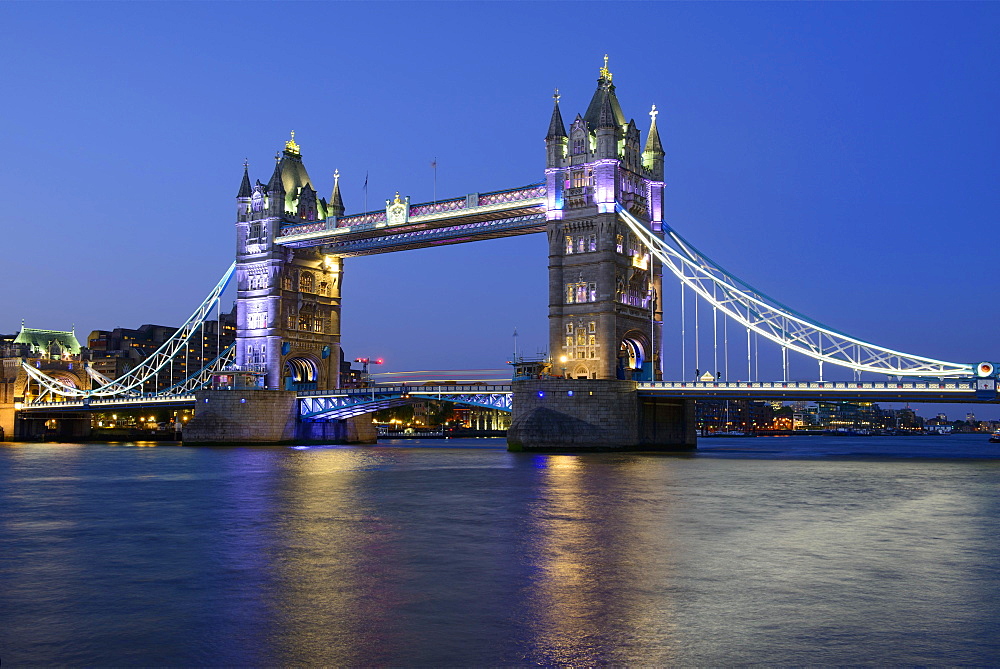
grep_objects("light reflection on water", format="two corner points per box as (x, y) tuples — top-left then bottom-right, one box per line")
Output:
(1, 436), (1000, 665)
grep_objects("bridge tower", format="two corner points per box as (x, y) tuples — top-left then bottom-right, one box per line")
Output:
(544, 57), (665, 381)
(234, 135), (343, 391)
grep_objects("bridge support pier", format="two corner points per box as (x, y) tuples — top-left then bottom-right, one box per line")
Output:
(183, 390), (375, 445)
(507, 379), (696, 452)
(12, 411), (92, 442)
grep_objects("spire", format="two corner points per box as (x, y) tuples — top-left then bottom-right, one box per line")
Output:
(329, 169), (345, 217)
(644, 104), (664, 155)
(599, 53), (612, 83)
(584, 55), (625, 131)
(546, 88), (567, 139)
(237, 160), (252, 198)
(267, 153), (284, 193)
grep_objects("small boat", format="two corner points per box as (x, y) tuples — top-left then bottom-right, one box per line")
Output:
(990, 432), (1000, 443)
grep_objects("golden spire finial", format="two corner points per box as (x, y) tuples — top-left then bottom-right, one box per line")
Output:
(393, 191), (402, 204)
(285, 130), (300, 155)
(333, 169), (340, 184)
(650, 104), (658, 123)
(600, 54), (612, 82)
(553, 88), (560, 102)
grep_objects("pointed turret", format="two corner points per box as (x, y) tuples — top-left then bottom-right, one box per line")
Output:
(642, 104), (665, 179)
(328, 169), (345, 217)
(267, 153), (285, 216)
(546, 90), (567, 140)
(237, 161), (253, 198)
(546, 89), (569, 169)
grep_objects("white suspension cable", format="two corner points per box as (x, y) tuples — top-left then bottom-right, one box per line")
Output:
(23, 263), (236, 398)
(616, 205), (973, 378)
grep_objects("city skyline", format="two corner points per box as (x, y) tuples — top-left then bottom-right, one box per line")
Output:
(2, 3), (998, 416)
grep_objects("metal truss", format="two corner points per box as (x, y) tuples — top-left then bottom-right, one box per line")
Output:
(22, 263), (236, 399)
(299, 385), (513, 420)
(617, 205), (973, 378)
(280, 213), (546, 254)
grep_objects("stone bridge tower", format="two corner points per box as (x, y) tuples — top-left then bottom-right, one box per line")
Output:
(234, 134), (344, 391)
(544, 57), (665, 381)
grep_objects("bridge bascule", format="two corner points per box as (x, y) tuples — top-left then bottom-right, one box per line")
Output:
(16, 59), (998, 449)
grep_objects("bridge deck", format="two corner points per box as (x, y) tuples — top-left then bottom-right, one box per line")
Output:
(274, 185), (545, 255)
(638, 380), (997, 403)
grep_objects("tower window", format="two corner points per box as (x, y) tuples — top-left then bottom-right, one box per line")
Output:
(588, 235), (597, 252)
(566, 323), (574, 334)
(565, 235), (573, 254)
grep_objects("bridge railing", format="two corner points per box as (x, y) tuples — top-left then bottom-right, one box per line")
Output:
(22, 394), (197, 410)
(298, 384), (513, 397)
(642, 381), (974, 390)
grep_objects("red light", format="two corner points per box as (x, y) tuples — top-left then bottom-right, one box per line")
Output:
(375, 358), (384, 365)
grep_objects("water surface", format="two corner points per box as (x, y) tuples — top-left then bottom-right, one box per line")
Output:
(2, 435), (999, 665)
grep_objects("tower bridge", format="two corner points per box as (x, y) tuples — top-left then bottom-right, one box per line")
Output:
(8, 58), (998, 449)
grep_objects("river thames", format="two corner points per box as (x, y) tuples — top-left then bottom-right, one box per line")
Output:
(2, 435), (999, 665)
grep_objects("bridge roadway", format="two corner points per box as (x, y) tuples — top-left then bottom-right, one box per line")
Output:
(20, 379), (998, 417)
(273, 184), (546, 255)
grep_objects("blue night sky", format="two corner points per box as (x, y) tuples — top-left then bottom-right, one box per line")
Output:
(2, 2), (998, 417)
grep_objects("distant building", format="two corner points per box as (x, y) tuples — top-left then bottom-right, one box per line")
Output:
(696, 399), (773, 434)
(86, 307), (236, 392)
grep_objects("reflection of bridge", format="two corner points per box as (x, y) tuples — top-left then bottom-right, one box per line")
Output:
(11, 59), (998, 449)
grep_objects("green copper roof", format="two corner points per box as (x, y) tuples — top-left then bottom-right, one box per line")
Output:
(13, 326), (82, 355)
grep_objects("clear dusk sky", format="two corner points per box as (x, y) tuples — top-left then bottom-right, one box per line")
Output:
(1, 2), (998, 417)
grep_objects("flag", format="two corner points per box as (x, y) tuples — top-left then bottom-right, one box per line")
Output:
(430, 158), (437, 169)
(363, 171), (368, 191)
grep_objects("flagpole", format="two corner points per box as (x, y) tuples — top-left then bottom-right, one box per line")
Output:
(432, 157), (437, 205)
(364, 170), (369, 213)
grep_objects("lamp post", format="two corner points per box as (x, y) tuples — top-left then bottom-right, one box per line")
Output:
(559, 355), (568, 379)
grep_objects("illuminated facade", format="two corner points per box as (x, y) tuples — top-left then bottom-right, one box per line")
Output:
(544, 58), (665, 380)
(235, 136), (345, 390)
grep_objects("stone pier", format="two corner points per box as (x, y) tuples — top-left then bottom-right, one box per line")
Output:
(507, 379), (695, 452)
(182, 390), (375, 445)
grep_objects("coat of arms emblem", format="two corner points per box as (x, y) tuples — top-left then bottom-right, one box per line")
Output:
(385, 192), (410, 226)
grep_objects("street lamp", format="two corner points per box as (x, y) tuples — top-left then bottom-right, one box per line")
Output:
(559, 355), (568, 379)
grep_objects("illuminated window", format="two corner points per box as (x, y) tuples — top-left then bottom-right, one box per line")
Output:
(588, 235), (597, 252)
(565, 336), (573, 349)
(588, 334), (596, 346)
(576, 237), (585, 253)
(572, 170), (586, 188)
(566, 323), (573, 334)
(565, 235), (573, 254)
(572, 137), (586, 155)
(588, 321), (596, 333)
(589, 282), (597, 302)
(300, 272), (315, 293)
(616, 234), (624, 254)
(575, 283), (587, 303)
(566, 284), (575, 303)
(577, 333), (586, 346)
